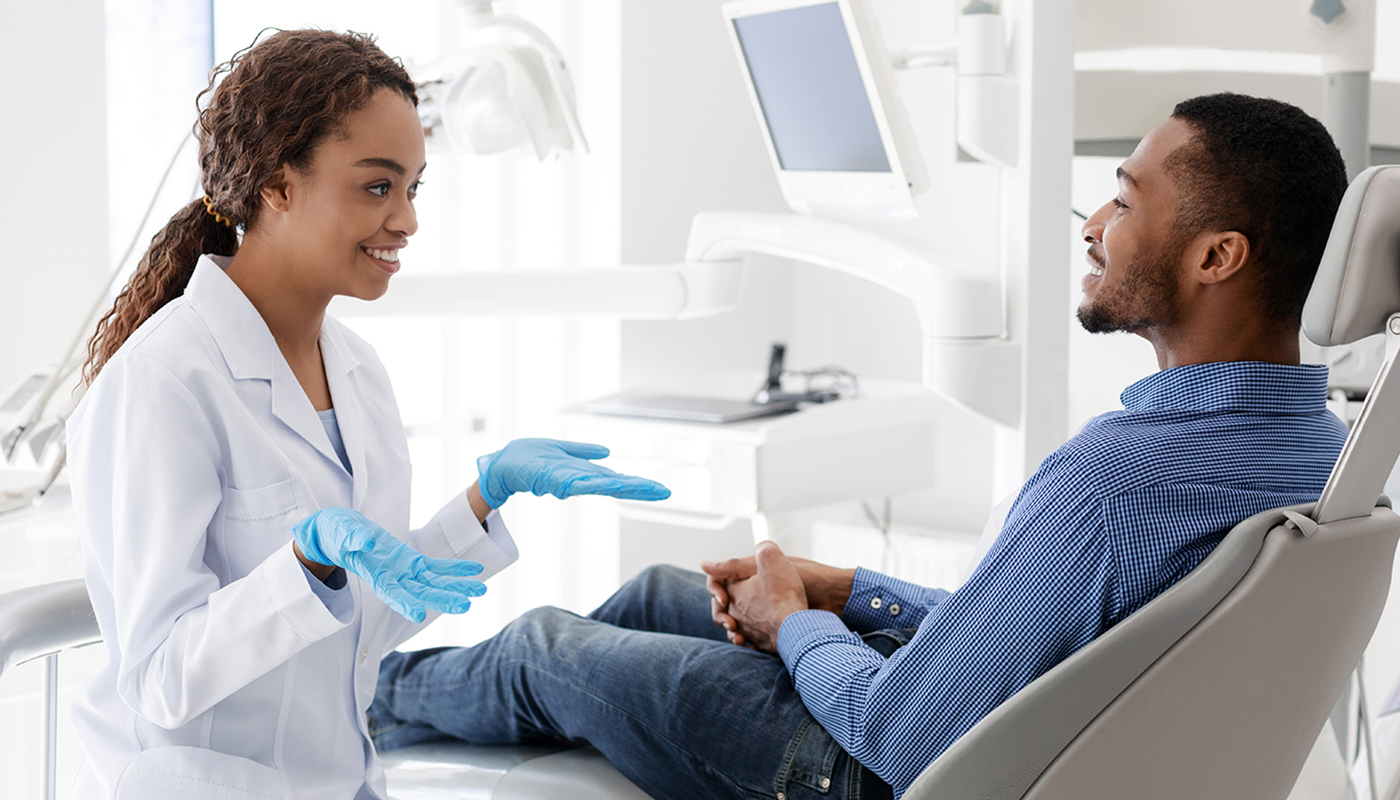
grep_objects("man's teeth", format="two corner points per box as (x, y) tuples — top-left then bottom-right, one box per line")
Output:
(1089, 264), (1104, 277)
(364, 247), (400, 263)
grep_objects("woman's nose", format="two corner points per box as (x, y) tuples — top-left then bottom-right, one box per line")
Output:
(387, 195), (418, 238)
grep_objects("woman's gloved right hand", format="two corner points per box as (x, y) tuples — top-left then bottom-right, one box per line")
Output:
(292, 507), (486, 623)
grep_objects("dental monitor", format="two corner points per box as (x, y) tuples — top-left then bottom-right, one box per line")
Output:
(722, 0), (928, 219)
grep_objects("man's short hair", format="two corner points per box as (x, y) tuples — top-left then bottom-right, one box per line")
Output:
(1167, 93), (1348, 327)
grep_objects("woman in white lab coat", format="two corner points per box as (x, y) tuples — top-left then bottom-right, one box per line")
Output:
(64, 30), (667, 800)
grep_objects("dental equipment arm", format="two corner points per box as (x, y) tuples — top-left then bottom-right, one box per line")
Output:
(332, 212), (1020, 427)
(2, 133), (194, 474)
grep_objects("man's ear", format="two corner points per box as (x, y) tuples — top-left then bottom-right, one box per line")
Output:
(258, 165), (293, 214)
(1189, 230), (1251, 286)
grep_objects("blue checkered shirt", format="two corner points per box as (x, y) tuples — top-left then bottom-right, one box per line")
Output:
(775, 361), (1348, 796)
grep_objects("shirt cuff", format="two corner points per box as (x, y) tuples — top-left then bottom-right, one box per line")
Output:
(418, 490), (518, 581)
(841, 567), (944, 633)
(300, 563), (353, 623)
(454, 508), (517, 580)
(430, 489), (484, 554)
(256, 542), (354, 640)
(777, 609), (864, 675)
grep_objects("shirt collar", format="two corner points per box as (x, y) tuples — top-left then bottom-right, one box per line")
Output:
(1119, 361), (1331, 415)
(185, 254), (360, 381)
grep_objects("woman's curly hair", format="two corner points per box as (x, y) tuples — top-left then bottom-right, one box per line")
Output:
(83, 29), (417, 385)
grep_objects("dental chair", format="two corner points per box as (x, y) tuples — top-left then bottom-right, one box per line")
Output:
(3, 164), (1400, 800)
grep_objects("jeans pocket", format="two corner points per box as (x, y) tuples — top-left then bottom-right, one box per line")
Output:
(777, 718), (841, 796)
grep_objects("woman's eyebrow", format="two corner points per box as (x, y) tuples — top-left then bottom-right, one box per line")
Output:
(354, 157), (427, 176)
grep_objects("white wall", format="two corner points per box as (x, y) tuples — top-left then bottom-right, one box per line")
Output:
(618, 0), (792, 387)
(0, 1), (110, 402)
(0, 2), (110, 795)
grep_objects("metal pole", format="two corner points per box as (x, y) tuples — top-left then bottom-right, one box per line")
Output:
(42, 653), (58, 800)
(1323, 71), (1372, 182)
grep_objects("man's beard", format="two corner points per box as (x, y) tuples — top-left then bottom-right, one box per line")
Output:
(1076, 239), (1185, 334)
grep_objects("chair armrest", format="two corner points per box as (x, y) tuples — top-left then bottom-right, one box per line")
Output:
(0, 579), (100, 678)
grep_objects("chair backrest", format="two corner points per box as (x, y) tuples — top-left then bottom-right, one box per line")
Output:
(0, 579), (100, 679)
(1018, 507), (1395, 800)
(905, 164), (1400, 800)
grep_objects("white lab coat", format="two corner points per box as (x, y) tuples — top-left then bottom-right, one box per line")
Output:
(65, 256), (518, 800)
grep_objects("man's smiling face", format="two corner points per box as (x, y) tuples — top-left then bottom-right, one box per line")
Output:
(1077, 117), (1199, 335)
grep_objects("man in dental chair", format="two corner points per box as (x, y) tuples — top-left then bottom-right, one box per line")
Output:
(367, 93), (1351, 800)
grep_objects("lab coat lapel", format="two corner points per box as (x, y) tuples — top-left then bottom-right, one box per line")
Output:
(268, 357), (349, 477)
(186, 256), (355, 475)
(321, 325), (368, 509)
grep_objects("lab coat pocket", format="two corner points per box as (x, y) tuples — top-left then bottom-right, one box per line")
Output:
(221, 479), (302, 580)
(116, 745), (284, 799)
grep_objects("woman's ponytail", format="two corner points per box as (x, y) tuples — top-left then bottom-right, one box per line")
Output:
(82, 198), (239, 385)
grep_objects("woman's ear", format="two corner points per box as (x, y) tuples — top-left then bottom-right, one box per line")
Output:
(259, 165), (293, 214)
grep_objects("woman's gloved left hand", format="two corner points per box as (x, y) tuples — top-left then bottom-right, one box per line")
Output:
(293, 507), (487, 623)
(476, 438), (671, 509)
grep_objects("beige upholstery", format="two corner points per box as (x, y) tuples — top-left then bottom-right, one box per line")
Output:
(1025, 509), (1397, 800)
(1303, 165), (1400, 348)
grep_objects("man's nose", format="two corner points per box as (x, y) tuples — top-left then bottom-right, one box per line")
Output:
(1082, 200), (1112, 244)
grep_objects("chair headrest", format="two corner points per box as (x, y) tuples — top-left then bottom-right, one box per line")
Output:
(1303, 165), (1400, 347)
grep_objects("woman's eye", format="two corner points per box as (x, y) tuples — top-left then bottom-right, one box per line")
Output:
(1112, 197), (1127, 210)
(369, 183), (391, 197)
(408, 179), (424, 198)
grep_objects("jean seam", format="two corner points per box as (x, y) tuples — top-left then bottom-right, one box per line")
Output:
(396, 657), (763, 799)
(773, 717), (811, 796)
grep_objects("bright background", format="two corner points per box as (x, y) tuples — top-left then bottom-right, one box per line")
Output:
(3, 0), (1400, 796)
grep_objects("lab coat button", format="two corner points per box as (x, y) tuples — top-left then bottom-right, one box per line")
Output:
(889, 603), (901, 616)
(359, 647), (369, 665)
(870, 597), (882, 610)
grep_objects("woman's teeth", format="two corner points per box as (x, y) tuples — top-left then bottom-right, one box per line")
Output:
(364, 247), (400, 263)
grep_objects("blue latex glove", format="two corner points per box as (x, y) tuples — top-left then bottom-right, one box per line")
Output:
(476, 438), (672, 509)
(292, 507), (486, 623)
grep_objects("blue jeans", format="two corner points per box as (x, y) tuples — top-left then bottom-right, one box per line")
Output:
(370, 565), (897, 800)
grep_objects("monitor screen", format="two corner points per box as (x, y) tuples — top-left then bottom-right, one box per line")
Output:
(732, 2), (892, 173)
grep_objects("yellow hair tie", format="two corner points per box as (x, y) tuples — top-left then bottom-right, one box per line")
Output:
(202, 195), (235, 229)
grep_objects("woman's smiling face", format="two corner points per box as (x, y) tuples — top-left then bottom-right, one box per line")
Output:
(269, 88), (427, 301)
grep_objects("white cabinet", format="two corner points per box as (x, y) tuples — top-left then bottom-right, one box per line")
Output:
(563, 374), (939, 534)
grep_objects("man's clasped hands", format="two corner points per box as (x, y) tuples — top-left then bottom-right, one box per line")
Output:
(703, 543), (858, 654)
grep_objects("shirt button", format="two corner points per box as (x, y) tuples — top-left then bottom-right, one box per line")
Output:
(777, 793), (786, 800)
(871, 597), (883, 610)
(889, 603), (901, 616)
(359, 647), (369, 665)
(821, 777), (831, 789)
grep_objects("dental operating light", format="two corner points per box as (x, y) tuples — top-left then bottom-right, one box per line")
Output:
(415, 0), (588, 160)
